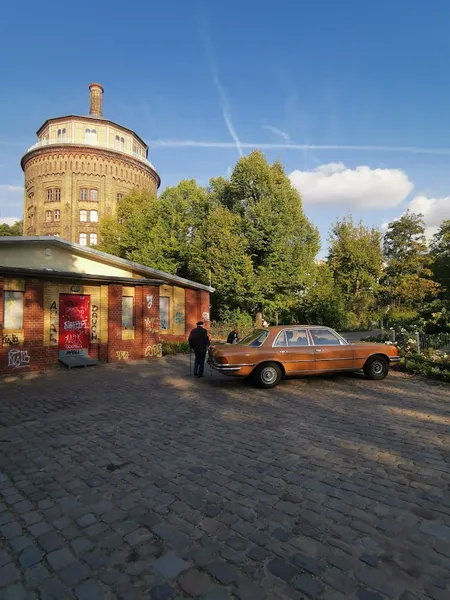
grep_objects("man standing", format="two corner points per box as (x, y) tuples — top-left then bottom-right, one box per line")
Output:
(188, 321), (210, 377)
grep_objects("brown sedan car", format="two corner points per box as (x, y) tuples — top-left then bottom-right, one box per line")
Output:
(208, 325), (399, 388)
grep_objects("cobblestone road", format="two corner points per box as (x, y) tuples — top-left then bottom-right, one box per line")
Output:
(1, 358), (450, 600)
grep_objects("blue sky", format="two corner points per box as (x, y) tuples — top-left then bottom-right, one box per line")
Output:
(2, 0), (450, 253)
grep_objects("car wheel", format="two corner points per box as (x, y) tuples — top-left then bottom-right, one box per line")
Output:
(363, 355), (389, 380)
(252, 362), (282, 389)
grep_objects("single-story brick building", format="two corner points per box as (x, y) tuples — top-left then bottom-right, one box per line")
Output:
(0, 237), (213, 374)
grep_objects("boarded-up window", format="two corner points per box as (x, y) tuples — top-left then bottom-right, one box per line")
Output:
(160, 297), (170, 330)
(122, 296), (134, 329)
(3, 291), (24, 329)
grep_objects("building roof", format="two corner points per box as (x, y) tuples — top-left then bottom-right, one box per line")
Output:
(36, 114), (149, 152)
(0, 237), (214, 293)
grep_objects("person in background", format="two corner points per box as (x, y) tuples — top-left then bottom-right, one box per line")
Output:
(188, 321), (210, 377)
(227, 327), (239, 344)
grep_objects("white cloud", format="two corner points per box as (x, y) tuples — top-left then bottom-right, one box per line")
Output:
(288, 163), (413, 209)
(0, 217), (21, 226)
(406, 194), (450, 238)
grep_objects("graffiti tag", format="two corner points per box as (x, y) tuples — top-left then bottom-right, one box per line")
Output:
(144, 317), (159, 331)
(50, 301), (58, 344)
(64, 320), (87, 330)
(2, 333), (20, 346)
(64, 333), (83, 348)
(175, 312), (185, 324)
(91, 304), (98, 341)
(145, 344), (163, 358)
(116, 350), (129, 360)
(8, 349), (30, 368)
(146, 295), (153, 309)
(202, 312), (210, 322)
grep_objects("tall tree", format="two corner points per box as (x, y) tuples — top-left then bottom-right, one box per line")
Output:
(294, 263), (347, 329)
(216, 151), (319, 318)
(0, 220), (23, 236)
(430, 219), (450, 298)
(327, 217), (383, 325)
(382, 211), (438, 307)
(189, 205), (255, 319)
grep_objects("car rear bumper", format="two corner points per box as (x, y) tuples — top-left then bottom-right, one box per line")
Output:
(389, 356), (400, 364)
(207, 359), (255, 373)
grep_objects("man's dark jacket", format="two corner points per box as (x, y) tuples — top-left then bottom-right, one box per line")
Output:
(188, 326), (210, 352)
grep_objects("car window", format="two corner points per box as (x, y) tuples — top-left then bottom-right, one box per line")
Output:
(238, 329), (269, 347)
(309, 329), (341, 345)
(275, 329), (309, 347)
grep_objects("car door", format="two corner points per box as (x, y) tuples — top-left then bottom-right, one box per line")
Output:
(308, 328), (355, 372)
(273, 328), (315, 374)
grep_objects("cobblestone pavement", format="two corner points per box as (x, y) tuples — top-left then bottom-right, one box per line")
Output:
(1, 358), (450, 600)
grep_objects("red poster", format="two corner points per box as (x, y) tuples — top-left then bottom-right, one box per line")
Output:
(59, 294), (90, 356)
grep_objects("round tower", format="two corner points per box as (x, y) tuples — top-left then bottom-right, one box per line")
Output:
(21, 84), (160, 245)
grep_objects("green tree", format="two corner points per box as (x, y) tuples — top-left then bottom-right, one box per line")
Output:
(327, 217), (383, 327)
(430, 219), (450, 298)
(216, 151), (319, 319)
(189, 204), (255, 319)
(293, 263), (347, 329)
(0, 220), (22, 236)
(98, 190), (177, 273)
(382, 211), (438, 308)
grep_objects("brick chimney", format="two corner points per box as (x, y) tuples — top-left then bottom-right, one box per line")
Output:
(89, 83), (104, 117)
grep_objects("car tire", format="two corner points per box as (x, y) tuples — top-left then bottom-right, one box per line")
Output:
(252, 362), (282, 389)
(363, 355), (389, 380)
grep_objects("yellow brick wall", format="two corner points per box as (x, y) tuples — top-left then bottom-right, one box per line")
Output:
(159, 285), (185, 336)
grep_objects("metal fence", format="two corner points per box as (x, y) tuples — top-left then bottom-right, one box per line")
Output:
(389, 329), (450, 355)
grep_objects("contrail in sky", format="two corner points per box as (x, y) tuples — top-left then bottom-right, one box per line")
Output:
(198, 16), (243, 157)
(148, 139), (450, 155)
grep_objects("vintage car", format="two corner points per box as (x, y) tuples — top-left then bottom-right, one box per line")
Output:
(208, 325), (400, 388)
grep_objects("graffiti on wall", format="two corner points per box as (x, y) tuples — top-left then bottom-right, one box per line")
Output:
(145, 344), (163, 358)
(50, 301), (58, 344)
(175, 312), (185, 324)
(91, 304), (98, 341)
(144, 317), (159, 332)
(64, 333), (83, 349)
(8, 349), (30, 368)
(146, 295), (153, 309)
(2, 333), (22, 346)
(202, 312), (210, 322)
(116, 350), (129, 360)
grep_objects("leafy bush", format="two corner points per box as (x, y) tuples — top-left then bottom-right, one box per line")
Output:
(210, 309), (254, 341)
(386, 307), (420, 330)
(161, 341), (190, 356)
(401, 355), (450, 383)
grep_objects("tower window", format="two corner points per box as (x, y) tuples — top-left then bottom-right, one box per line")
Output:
(79, 210), (87, 222)
(54, 209), (60, 222)
(80, 188), (88, 201)
(45, 210), (52, 222)
(54, 188), (61, 201)
(89, 210), (98, 222)
(85, 128), (97, 144)
(79, 233), (87, 246)
(47, 189), (53, 201)
(90, 189), (98, 201)
(117, 193), (124, 202)
(115, 135), (125, 151)
(57, 128), (67, 142)
(89, 233), (98, 246)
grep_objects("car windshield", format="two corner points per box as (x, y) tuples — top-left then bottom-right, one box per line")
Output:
(238, 329), (269, 347)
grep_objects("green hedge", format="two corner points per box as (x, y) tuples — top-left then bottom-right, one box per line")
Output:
(161, 341), (190, 356)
